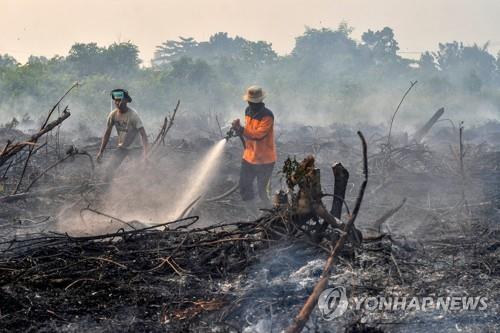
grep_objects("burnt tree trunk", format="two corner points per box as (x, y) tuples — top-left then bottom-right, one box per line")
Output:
(285, 131), (368, 333)
(330, 162), (349, 219)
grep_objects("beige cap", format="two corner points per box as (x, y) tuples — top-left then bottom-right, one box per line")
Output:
(243, 85), (266, 103)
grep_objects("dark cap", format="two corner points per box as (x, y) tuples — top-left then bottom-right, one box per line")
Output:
(111, 89), (132, 103)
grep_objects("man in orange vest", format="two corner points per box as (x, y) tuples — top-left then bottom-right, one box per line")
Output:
(231, 85), (277, 208)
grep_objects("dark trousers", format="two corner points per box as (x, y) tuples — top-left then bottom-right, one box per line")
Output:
(103, 148), (131, 181)
(239, 160), (275, 202)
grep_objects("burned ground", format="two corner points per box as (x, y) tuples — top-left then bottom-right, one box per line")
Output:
(0, 111), (499, 333)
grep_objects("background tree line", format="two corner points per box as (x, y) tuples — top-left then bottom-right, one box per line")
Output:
(1, 23), (500, 135)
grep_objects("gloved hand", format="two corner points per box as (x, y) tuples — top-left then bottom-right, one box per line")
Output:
(231, 118), (241, 130)
(231, 119), (243, 135)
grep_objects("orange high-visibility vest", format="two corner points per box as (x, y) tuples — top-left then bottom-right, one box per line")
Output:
(242, 104), (277, 164)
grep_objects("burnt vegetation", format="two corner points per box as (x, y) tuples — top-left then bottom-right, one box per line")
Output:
(0, 24), (499, 333)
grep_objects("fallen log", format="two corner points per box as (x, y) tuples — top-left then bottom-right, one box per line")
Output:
(413, 107), (445, 143)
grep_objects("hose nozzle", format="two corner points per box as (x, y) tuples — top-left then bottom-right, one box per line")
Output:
(225, 128), (237, 141)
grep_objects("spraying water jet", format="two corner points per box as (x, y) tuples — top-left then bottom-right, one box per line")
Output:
(171, 139), (227, 219)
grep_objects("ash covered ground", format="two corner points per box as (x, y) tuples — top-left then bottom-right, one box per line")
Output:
(0, 112), (499, 333)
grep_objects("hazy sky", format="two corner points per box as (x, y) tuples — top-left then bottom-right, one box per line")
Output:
(1, 0), (500, 65)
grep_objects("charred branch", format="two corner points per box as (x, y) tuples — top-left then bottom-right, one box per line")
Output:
(0, 108), (71, 168)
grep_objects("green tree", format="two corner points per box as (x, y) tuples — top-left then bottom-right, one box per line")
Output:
(419, 51), (436, 72)
(67, 42), (140, 77)
(361, 27), (399, 59)
(242, 40), (278, 68)
(67, 42), (104, 76)
(167, 57), (215, 85)
(104, 42), (141, 74)
(154, 37), (198, 64)
(434, 41), (496, 91)
(154, 33), (277, 69)
(0, 54), (18, 68)
(292, 26), (358, 60)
